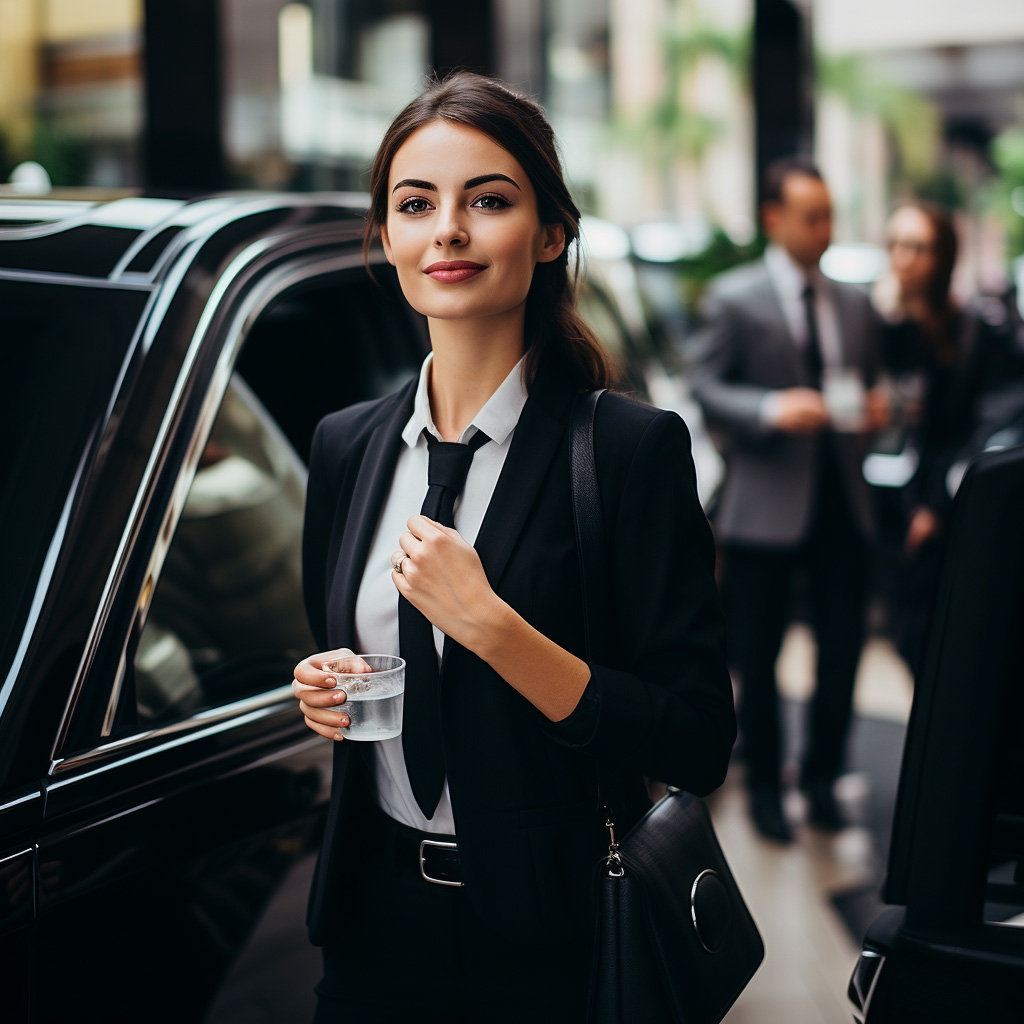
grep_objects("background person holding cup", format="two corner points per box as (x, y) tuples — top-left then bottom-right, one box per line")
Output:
(290, 73), (735, 1023)
(690, 156), (889, 844)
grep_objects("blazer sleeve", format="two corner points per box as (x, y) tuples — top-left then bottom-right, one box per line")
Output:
(688, 290), (776, 442)
(302, 420), (334, 652)
(545, 409), (737, 797)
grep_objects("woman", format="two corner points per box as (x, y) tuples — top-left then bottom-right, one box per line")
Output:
(876, 201), (994, 667)
(292, 72), (735, 1023)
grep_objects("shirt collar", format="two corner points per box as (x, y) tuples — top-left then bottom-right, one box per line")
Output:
(765, 244), (824, 297)
(401, 351), (529, 449)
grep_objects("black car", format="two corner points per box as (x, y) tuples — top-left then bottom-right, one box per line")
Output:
(849, 441), (1024, 1021)
(0, 193), (429, 1021)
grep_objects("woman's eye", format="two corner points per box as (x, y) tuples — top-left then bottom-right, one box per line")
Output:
(471, 193), (512, 210)
(397, 197), (431, 214)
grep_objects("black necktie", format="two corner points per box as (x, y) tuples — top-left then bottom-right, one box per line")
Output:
(801, 282), (824, 389)
(400, 427), (490, 818)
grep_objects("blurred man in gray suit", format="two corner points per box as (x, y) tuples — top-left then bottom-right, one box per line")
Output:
(691, 157), (888, 843)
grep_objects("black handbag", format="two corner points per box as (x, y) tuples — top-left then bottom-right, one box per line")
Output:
(570, 390), (764, 1024)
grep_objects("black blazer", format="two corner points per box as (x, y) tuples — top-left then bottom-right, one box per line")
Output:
(301, 356), (736, 945)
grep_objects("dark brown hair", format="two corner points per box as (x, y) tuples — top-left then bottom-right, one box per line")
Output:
(761, 156), (824, 206)
(891, 199), (959, 359)
(364, 71), (614, 391)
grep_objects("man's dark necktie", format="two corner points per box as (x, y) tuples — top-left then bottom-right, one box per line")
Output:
(801, 282), (825, 389)
(400, 427), (490, 818)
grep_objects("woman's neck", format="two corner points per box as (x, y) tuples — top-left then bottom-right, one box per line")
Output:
(426, 310), (527, 441)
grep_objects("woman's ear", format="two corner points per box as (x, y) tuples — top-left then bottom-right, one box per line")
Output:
(536, 222), (566, 264)
(380, 223), (396, 266)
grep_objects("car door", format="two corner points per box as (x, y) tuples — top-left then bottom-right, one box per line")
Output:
(30, 254), (426, 1022)
(850, 443), (1024, 1022)
(0, 792), (36, 1021)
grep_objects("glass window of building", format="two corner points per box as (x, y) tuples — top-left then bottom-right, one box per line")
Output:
(0, 0), (143, 189)
(223, 0), (431, 190)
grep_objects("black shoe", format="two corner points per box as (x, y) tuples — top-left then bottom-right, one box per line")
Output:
(804, 779), (845, 832)
(750, 787), (793, 844)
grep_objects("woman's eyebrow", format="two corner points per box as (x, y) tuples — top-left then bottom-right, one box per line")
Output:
(392, 178), (435, 193)
(392, 173), (521, 193)
(464, 173), (520, 191)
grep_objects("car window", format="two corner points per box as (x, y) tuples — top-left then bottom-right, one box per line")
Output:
(234, 266), (427, 465)
(132, 375), (313, 724)
(128, 267), (426, 729)
(0, 280), (148, 688)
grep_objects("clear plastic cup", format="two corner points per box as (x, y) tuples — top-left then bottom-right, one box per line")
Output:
(823, 367), (866, 432)
(322, 654), (405, 741)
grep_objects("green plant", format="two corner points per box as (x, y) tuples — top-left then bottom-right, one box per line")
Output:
(31, 120), (91, 187)
(675, 227), (765, 309)
(609, 0), (750, 207)
(990, 127), (1024, 260)
(0, 127), (16, 182)
(817, 52), (940, 186)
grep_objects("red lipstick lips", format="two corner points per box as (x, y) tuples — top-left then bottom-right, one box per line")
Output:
(424, 260), (485, 283)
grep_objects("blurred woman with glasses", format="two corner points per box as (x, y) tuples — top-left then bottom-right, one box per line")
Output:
(875, 200), (1003, 668)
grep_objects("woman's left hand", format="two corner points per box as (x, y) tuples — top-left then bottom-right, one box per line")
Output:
(391, 515), (501, 650)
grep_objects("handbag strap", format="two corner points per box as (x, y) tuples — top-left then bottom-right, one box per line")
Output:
(570, 389), (611, 662)
(569, 389), (627, 825)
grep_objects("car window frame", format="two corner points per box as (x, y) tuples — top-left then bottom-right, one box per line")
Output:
(49, 245), (388, 779)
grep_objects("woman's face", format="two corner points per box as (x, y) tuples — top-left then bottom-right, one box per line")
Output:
(886, 206), (939, 299)
(380, 120), (564, 326)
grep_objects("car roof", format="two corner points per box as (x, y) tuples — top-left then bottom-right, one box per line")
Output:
(0, 191), (370, 282)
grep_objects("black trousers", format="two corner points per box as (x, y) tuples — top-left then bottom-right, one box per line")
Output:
(313, 809), (593, 1023)
(726, 451), (868, 791)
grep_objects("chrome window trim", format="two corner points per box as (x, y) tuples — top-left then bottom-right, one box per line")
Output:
(0, 268), (153, 289)
(50, 244), (369, 762)
(0, 791), (42, 814)
(49, 685), (298, 783)
(0, 847), (34, 866)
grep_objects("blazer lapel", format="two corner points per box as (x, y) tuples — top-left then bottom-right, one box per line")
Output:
(330, 383), (415, 645)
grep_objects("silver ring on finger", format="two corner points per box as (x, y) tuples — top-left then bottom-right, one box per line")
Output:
(392, 553), (408, 575)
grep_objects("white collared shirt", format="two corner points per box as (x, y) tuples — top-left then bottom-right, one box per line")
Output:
(352, 352), (529, 834)
(761, 245), (844, 426)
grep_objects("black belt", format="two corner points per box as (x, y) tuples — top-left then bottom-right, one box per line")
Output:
(377, 810), (464, 887)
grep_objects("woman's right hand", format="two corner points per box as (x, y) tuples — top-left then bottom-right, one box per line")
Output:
(292, 648), (371, 741)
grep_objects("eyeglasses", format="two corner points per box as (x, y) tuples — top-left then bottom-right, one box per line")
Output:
(887, 238), (937, 257)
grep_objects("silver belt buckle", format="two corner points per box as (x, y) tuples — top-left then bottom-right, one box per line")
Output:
(419, 839), (463, 887)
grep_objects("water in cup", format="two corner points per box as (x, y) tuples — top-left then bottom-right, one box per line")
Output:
(323, 654), (405, 741)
